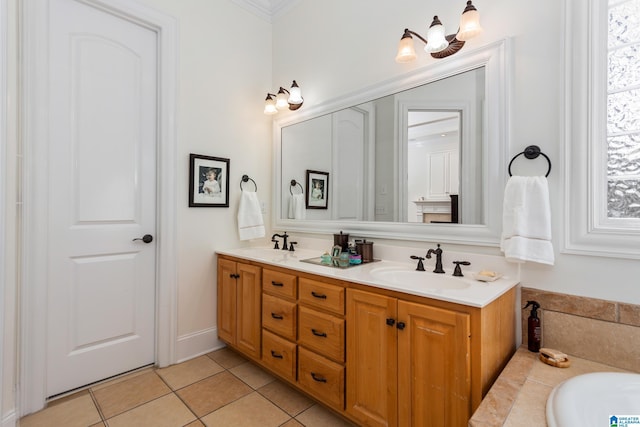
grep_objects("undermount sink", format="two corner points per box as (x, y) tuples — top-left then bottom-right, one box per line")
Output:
(546, 372), (640, 427)
(369, 267), (471, 290)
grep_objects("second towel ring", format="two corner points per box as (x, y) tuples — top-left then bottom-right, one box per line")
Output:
(290, 179), (304, 195)
(240, 174), (257, 191)
(508, 145), (552, 177)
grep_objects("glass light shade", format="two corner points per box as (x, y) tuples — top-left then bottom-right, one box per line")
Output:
(424, 20), (449, 53)
(264, 96), (277, 115)
(395, 36), (417, 63)
(288, 83), (303, 105)
(457, 8), (482, 41)
(275, 89), (289, 109)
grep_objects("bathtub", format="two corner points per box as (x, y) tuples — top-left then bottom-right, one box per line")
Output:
(546, 372), (640, 427)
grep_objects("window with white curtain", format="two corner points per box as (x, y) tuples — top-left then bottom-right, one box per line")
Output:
(564, 0), (640, 258)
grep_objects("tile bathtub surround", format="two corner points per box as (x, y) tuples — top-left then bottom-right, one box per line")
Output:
(19, 348), (357, 427)
(521, 287), (640, 372)
(469, 346), (631, 427)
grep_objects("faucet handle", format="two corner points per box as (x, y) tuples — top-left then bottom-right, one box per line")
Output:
(410, 255), (426, 271)
(271, 239), (280, 250)
(289, 241), (297, 252)
(452, 261), (471, 277)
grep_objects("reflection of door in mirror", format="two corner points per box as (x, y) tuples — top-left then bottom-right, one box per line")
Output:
(281, 108), (373, 221)
(407, 111), (460, 223)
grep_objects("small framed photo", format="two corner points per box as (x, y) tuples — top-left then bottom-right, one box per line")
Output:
(189, 154), (230, 207)
(306, 169), (329, 209)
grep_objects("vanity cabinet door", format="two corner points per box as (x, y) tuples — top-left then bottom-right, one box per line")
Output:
(346, 289), (398, 427)
(216, 258), (262, 359)
(397, 300), (471, 427)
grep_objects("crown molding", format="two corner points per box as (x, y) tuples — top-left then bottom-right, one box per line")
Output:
(230, 0), (301, 22)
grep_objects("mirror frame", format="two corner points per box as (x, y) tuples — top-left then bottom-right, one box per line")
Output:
(272, 39), (511, 246)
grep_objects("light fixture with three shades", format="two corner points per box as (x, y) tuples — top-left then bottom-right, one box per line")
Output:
(264, 80), (303, 115)
(395, 1), (482, 62)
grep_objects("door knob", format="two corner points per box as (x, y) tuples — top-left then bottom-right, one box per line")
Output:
(133, 234), (153, 243)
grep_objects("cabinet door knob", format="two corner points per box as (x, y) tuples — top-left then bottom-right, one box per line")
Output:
(271, 313), (284, 320)
(310, 372), (327, 383)
(311, 329), (327, 338)
(386, 318), (396, 327)
(311, 291), (327, 299)
(270, 350), (283, 359)
(396, 321), (406, 330)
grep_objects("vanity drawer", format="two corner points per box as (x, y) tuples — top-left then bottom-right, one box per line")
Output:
(298, 347), (344, 410)
(263, 269), (297, 300)
(298, 278), (345, 315)
(262, 329), (296, 381)
(298, 306), (344, 363)
(262, 293), (297, 340)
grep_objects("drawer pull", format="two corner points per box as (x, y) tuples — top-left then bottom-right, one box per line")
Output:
(311, 291), (327, 299)
(270, 350), (284, 359)
(311, 329), (327, 338)
(271, 313), (284, 320)
(271, 281), (284, 287)
(310, 372), (327, 383)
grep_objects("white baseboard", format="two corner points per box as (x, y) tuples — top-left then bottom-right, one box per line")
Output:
(2, 409), (16, 427)
(175, 327), (225, 363)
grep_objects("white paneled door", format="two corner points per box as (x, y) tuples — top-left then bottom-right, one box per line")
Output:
(46, 0), (157, 397)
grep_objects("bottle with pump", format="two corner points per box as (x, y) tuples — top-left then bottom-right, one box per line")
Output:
(523, 300), (541, 352)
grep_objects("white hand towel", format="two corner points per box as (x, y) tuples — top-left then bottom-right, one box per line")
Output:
(238, 191), (265, 241)
(288, 194), (306, 220)
(500, 176), (554, 265)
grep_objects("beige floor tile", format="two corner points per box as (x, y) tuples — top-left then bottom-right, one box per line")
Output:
(156, 355), (225, 390)
(200, 392), (290, 427)
(90, 366), (155, 392)
(90, 423), (105, 427)
(20, 393), (101, 427)
(258, 380), (315, 416)
(185, 420), (206, 427)
(280, 419), (304, 427)
(295, 404), (357, 427)
(106, 393), (196, 427)
(207, 347), (247, 369)
(229, 361), (276, 389)
(176, 371), (252, 417)
(92, 370), (170, 419)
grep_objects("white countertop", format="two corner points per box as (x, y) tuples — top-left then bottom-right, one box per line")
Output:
(217, 247), (519, 308)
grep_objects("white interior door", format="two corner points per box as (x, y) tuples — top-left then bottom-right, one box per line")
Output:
(46, 0), (157, 397)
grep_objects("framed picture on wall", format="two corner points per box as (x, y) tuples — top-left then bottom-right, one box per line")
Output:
(306, 169), (329, 209)
(189, 153), (230, 207)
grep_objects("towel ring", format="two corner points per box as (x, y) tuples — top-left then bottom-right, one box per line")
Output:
(508, 145), (552, 177)
(290, 179), (304, 195)
(240, 174), (257, 191)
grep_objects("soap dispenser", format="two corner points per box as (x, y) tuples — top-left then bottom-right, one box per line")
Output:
(523, 301), (541, 352)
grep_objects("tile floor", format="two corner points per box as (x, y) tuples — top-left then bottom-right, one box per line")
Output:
(20, 348), (357, 427)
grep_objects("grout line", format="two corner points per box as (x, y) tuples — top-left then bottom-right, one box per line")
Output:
(87, 389), (107, 424)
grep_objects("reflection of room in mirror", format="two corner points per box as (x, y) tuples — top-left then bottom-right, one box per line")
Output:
(407, 110), (460, 223)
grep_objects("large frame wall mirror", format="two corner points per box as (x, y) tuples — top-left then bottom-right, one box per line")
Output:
(273, 39), (511, 246)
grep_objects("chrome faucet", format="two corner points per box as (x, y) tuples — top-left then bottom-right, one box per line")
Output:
(426, 244), (445, 274)
(271, 232), (289, 250)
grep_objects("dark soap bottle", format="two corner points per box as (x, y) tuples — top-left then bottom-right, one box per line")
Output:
(523, 300), (541, 352)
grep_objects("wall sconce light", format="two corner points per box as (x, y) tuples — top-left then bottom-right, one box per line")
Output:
(264, 80), (303, 115)
(395, 1), (482, 62)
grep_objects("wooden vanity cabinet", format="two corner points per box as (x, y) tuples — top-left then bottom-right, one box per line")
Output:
(346, 287), (511, 427)
(217, 258), (262, 359)
(217, 254), (516, 427)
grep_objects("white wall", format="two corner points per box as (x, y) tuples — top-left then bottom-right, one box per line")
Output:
(272, 0), (640, 305)
(2, 1), (273, 418)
